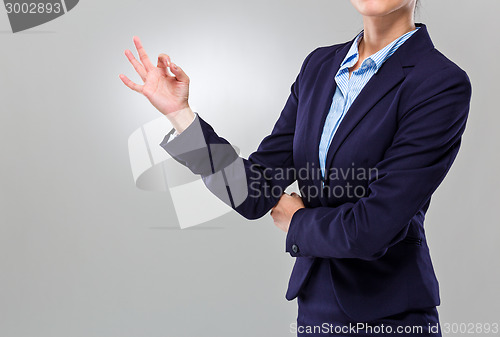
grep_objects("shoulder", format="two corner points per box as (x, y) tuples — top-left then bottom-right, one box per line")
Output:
(399, 48), (472, 120)
(309, 42), (350, 61)
(295, 41), (350, 83)
(404, 47), (472, 94)
(301, 41), (350, 69)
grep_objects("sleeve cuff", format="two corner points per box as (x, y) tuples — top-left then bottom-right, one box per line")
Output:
(158, 112), (214, 175)
(285, 207), (308, 257)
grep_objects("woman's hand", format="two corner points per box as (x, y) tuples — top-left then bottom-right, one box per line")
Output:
(119, 36), (194, 132)
(270, 192), (305, 233)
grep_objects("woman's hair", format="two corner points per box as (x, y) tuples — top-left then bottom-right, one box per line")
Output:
(414, 0), (420, 16)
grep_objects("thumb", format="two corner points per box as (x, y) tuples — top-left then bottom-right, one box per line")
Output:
(170, 62), (189, 83)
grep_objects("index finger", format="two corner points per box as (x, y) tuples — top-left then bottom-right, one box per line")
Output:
(133, 36), (155, 72)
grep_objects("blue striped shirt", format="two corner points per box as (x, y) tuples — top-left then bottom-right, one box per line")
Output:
(318, 27), (420, 179)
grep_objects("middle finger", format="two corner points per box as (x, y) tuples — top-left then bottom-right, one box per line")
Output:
(133, 36), (155, 72)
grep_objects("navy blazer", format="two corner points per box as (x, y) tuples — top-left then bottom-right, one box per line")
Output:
(160, 22), (472, 322)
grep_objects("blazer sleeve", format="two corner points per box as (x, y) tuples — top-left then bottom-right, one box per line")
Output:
(159, 47), (319, 220)
(285, 66), (472, 260)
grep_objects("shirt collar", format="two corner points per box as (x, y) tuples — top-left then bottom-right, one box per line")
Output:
(339, 27), (420, 74)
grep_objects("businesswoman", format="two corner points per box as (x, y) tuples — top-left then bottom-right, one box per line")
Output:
(120, 0), (472, 335)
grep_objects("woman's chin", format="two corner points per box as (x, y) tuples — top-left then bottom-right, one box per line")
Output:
(357, 6), (394, 17)
(351, 0), (408, 17)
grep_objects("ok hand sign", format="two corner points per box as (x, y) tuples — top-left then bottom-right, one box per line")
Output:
(119, 36), (191, 118)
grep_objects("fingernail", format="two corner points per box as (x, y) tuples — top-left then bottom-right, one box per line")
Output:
(172, 63), (178, 70)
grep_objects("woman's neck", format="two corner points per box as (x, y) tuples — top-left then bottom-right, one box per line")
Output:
(359, 8), (416, 59)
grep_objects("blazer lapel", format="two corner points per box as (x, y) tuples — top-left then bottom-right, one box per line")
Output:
(307, 38), (354, 189)
(322, 22), (433, 179)
(323, 54), (406, 176)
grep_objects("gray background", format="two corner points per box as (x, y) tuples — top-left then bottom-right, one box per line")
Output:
(1, 1), (499, 336)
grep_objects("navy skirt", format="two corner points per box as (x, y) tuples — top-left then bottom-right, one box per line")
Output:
(296, 258), (442, 337)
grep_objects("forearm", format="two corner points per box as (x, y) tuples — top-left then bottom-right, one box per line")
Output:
(159, 113), (294, 220)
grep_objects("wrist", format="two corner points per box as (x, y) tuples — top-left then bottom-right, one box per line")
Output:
(166, 106), (195, 134)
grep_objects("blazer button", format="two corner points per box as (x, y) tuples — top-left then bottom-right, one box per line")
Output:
(292, 244), (299, 254)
